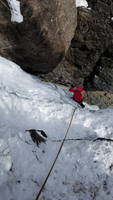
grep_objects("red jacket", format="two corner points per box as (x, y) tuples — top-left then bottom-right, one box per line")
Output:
(69, 87), (83, 102)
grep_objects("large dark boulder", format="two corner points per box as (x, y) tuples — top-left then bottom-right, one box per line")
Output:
(0, 0), (77, 73)
(41, 4), (113, 90)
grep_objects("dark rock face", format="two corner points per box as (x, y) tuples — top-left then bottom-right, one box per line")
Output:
(70, 5), (113, 91)
(42, 2), (113, 92)
(0, 0), (77, 73)
(39, 56), (85, 87)
(87, 0), (113, 18)
(92, 47), (113, 91)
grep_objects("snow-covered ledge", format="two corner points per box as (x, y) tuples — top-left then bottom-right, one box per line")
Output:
(76, 0), (88, 7)
(6, 0), (23, 23)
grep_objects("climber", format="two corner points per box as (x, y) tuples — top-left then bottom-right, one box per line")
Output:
(69, 86), (85, 108)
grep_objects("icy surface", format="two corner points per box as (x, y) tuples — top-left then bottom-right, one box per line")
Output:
(43, 140), (113, 200)
(0, 57), (75, 200)
(6, 0), (23, 23)
(42, 109), (113, 200)
(0, 57), (113, 200)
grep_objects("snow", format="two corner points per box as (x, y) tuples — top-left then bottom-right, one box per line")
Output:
(0, 56), (75, 200)
(43, 140), (113, 200)
(6, 0), (23, 23)
(0, 56), (113, 200)
(76, 0), (88, 8)
(41, 109), (113, 200)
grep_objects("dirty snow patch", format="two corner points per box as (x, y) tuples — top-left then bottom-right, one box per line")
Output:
(6, 0), (23, 23)
(76, 0), (88, 7)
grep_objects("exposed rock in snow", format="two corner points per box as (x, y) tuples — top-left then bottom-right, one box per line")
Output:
(83, 90), (113, 108)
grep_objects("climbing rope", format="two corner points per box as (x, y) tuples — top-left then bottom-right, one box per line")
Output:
(35, 107), (76, 200)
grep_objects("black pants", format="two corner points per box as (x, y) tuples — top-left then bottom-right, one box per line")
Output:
(78, 101), (85, 108)
(72, 97), (85, 108)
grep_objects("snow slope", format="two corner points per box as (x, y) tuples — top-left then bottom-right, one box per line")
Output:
(0, 57), (113, 200)
(43, 109), (113, 200)
(0, 57), (76, 200)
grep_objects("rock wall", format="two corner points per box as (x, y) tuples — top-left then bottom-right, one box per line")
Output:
(71, 2), (113, 92)
(42, 0), (113, 93)
(0, 0), (77, 73)
(83, 90), (113, 108)
(1, 0), (113, 95)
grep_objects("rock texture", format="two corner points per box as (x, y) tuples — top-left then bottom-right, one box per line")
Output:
(70, 5), (113, 91)
(0, 0), (77, 73)
(41, 1), (113, 92)
(83, 90), (113, 108)
(39, 56), (85, 87)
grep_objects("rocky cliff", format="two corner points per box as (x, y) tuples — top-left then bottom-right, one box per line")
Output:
(0, 0), (77, 73)
(42, 0), (113, 93)
(1, 0), (113, 107)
